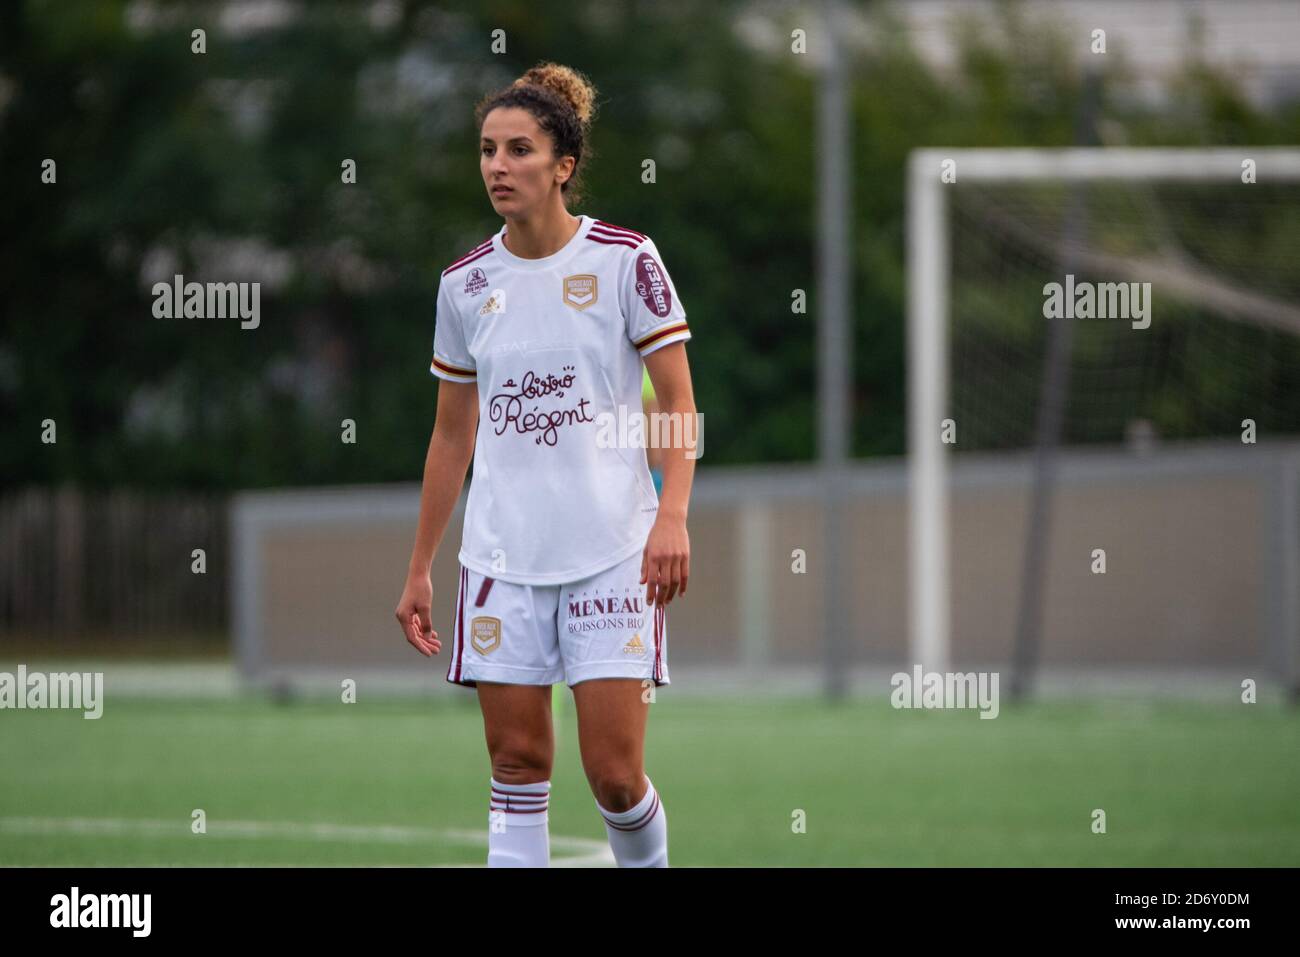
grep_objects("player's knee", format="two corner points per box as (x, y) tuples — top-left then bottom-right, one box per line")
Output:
(589, 769), (644, 812)
(490, 747), (552, 784)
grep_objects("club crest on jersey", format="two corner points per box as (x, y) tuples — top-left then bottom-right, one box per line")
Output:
(464, 267), (489, 297)
(479, 289), (506, 316)
(634, 252), (672, 317)
(562, 274), (598, 311)
(470, 616), (501, 655)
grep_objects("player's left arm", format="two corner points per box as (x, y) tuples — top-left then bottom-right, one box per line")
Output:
(641, 341), (697, 605)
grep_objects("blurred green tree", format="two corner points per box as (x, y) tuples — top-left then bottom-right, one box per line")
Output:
(1, 0), (1297, 490)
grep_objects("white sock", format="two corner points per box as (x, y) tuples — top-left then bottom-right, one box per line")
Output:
(487, 777), (551, 867)
(597, 775), (668, 867)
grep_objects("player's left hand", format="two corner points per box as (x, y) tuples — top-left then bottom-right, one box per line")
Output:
(641, 514), (689, 606)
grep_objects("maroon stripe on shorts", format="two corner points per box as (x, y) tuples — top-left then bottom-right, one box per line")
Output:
(651, 601), (658, 680)
(654, 602), (664, 680)
(453, 567), (467, 682)
(475, 576), (494, 608)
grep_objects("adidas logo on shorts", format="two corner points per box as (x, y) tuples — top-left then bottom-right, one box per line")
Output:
(622, 634), (646, 656)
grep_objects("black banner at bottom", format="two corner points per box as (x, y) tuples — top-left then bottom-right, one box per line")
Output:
(0, 866), (1291, 941)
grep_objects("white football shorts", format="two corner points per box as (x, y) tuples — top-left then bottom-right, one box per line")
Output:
(445, 548), (669, 689)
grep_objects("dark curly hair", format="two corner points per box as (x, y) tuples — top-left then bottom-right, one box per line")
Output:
(475, 61), (599, 207)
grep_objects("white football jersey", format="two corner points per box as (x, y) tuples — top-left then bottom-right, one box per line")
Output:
(430, 214), (691, 585)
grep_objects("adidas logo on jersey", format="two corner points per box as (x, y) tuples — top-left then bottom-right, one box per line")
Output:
(479, 289), (506, 316)
(622, 634), (646, 656)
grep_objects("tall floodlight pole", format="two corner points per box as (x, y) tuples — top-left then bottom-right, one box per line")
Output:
(817, 0), (852, 699)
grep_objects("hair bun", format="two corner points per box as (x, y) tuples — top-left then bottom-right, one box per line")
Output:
(515, 61), (597, 126)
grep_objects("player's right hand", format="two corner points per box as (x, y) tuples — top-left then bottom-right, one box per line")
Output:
(396, 573), (440, 657)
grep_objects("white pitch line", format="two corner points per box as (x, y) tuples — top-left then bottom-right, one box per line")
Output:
(0, 817), (614, 868)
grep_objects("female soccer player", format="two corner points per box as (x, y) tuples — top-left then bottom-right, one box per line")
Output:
(395, 62), (697, 868)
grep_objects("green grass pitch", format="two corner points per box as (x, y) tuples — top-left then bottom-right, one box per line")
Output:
(2, 691), (1297, 866)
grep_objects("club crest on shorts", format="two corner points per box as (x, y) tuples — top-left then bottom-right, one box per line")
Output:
(562, 274), (598, 311)
(470, 616), (501, 655)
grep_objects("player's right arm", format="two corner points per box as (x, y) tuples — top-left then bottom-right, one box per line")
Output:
(397, 376), (479, 657)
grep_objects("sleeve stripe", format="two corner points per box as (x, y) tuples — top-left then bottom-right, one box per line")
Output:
(430, 366), (476, 382)
(441, 239), (494, 276)
(592, 220), (648, 242)
(431, 355), (476, 380)
(634, 322), (690, 352)
(588, 234), (641, 250)
(639, 332), (690, 358)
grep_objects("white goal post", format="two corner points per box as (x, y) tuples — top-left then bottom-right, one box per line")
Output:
(905, 147), (1300, 681)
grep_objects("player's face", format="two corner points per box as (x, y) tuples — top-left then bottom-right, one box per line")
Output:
(480, 107), (574, 218)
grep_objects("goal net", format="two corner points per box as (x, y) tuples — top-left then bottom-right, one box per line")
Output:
(907, 148), (1300, 697)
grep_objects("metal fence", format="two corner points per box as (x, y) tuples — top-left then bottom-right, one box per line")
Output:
(0, 486), (227, 640)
